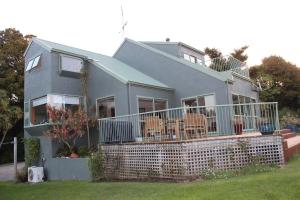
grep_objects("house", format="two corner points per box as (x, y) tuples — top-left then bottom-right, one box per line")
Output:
(24, 37), (281, 180)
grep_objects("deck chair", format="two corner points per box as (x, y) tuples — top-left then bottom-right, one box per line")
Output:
(183, 113), (208, 139)
(144, 116), (165, 140)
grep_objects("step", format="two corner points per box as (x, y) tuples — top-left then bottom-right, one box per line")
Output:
(281, 132), (296, 140)
(280, 129), (294, 134)
(283, 136), (300, 162)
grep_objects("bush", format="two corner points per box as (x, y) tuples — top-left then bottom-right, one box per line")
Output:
(78, 146), (90, 157)
(88, 148), (105, 181)
(24, 138), (40, 166)
(16, 167), (28, 183)
(56, 145), (71, 157)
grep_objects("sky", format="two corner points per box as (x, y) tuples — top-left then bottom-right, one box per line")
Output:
(1, 0), (299, 66)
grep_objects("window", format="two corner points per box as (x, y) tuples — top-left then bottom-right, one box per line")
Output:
(31, 96), (48, 125)
(28, 94), (83, 126)
(60, 55), (83, 73)
(138, 97), (168, 113)
(26, 55), (41, 71)
(97, 97), (115, 118)
(182, 94), (217, 132)
(183, 54), (201, 64)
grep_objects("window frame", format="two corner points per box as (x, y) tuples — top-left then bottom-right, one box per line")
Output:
(96, 95), (116, 119)
(25, 55), (41, 72)
(137, 96), (169, 114)
(24, 94), (85, 127)
(59, 54), (83, 74)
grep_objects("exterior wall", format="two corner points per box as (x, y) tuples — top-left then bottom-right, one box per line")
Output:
(86, 62), (129, 117)
(24, 42), (52, 102)
(50, 52), (83, 96)
(228, 76), (259, 103)
(142, 43), (180, 57)
(129, 85), (175, 114)
(114, 41), (229, 107)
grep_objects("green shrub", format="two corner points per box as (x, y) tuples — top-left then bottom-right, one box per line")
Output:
(78, 146), (90, 157)
(24, 138), (40, 167)
(88, 148), (105, 181)
(16, 167), (28, 183)
(56, 145), (71, 157)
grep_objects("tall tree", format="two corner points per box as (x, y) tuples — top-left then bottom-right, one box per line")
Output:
(0, 28), (30, 107)
(0, 28), (31, 150)
(250, 56), (300, 110)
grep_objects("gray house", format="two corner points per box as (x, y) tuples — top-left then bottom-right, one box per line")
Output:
(24, 37), (270, 180)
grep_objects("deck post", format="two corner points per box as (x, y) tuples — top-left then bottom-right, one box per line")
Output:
(275, 103), (280, 130)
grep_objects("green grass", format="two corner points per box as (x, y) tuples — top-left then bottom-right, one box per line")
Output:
(1, 156), (300, 200)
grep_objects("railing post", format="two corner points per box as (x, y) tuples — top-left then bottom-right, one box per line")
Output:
(275, 103), (280, 130)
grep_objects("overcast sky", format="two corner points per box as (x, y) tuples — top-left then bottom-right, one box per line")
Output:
(1, 0), (299, 66)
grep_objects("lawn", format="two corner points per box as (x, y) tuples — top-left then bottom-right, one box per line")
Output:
(1, 156), (300, 200)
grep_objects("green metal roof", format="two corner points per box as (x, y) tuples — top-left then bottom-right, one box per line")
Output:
(121, 38), (233, 83)
(30, 38), (172, 90)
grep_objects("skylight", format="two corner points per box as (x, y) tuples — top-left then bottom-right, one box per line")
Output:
(26, 55), (41, 71)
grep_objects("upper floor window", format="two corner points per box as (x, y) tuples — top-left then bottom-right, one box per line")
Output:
(96, 97), (115, 118)
(60, 55), (83, 73)
(26, 55), (41, 71)
(183, 53), (202, 64)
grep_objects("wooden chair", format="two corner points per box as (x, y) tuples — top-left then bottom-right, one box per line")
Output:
(183, 113), (208, 139)
(166, 119), (180, 140)
(144, 116), (165, 140)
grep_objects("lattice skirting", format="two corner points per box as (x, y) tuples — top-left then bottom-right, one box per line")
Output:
(101, 135), (284, 180)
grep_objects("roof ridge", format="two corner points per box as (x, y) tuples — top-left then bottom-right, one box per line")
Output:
(33, 37), (107, 58)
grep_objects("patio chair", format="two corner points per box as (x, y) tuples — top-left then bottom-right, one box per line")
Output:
(183, 113), (208, 139)
(144, 116), (165, 140)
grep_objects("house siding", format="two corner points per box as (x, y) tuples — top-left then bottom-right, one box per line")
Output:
(114, 40), (229, 106)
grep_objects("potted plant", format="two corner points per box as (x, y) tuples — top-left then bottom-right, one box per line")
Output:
(45, 106), (88, 158)
(233, 116), (243, 135)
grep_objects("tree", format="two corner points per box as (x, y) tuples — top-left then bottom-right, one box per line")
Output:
(45, 106), (88, 155)
(0, 28), (32, 151)
(0, 28), (31, 107)
(231, 46), (249, 62)
(0, 90), (22, 149)
(204, 46), (249, 71)
(250, 56), (300, 110)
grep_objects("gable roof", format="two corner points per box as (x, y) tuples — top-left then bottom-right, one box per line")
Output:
(26, 38), (172, 90)
(115, 38), (233, 83)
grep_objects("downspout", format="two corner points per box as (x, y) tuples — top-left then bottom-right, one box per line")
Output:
(127, 82), (131, 114)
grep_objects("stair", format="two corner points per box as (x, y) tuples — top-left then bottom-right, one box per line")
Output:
(280, 129), (300, 162)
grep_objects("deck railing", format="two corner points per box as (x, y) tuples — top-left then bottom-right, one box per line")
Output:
(98, 102), (279, 144)
(205, 55), (250, 78)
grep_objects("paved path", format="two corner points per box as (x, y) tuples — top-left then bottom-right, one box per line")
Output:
(0, 162), (25, 181)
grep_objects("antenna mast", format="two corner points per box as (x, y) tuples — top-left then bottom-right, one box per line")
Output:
(119, 0), (128, 39)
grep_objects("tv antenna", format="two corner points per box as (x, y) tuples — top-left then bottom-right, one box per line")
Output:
(119, 1), (128, 39)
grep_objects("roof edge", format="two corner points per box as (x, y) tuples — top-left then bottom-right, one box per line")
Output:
(129, 81), (174, 91)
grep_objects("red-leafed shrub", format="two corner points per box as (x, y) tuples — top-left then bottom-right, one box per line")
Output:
(45, 105), (88, 155)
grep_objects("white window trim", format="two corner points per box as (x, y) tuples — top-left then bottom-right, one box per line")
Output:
(25, 94), (85, 127)
(96, 95), (116, 118)
(136, 95), (169, 113)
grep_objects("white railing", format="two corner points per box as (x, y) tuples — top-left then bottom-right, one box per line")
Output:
(98, 102), (279, 144)
(204, 55), (250, 78)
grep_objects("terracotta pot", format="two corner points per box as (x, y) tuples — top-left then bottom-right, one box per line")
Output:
(234, 123), (243, 135)
(69, 153), (79, 158)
